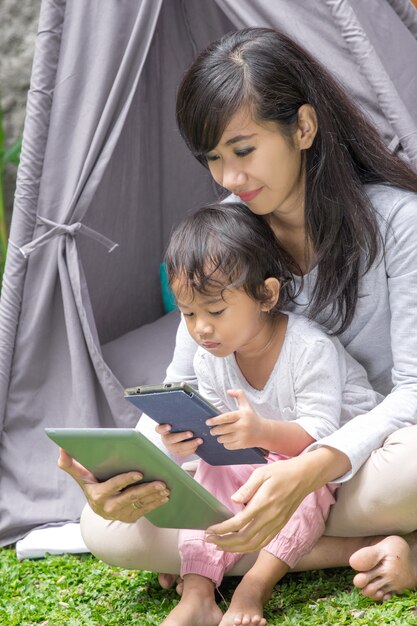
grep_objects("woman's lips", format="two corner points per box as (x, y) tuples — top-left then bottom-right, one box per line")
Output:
(201, 341), (220, 349)
(238, 187), (263, 202)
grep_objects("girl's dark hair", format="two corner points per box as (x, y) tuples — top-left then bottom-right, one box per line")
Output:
(176, 27), (417, 333)
(165, 202), (297, 314)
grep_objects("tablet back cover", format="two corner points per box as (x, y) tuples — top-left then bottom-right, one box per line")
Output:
(45, 428), (232, 529)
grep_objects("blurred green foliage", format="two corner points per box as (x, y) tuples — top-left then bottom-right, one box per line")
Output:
(0, 106), (21, 288)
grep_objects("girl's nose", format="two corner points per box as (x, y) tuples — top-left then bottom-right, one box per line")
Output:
(195, 317), (213, 336)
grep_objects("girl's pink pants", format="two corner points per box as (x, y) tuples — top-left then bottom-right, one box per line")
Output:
(179, 454), (337, 586)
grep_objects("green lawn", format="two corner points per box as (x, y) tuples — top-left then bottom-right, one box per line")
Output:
(1, 547), (417, 625)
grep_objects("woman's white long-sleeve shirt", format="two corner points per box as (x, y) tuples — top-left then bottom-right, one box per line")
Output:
(161, 184), (417, 482)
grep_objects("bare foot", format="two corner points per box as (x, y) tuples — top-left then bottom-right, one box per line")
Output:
(159, 573), (177, 589)
(349, 534), (417, 601)
(160, 576), (223, 626)
(161, 595), (222, 626)
(219, 575), (268, 626)
(158, 573), (184, 595)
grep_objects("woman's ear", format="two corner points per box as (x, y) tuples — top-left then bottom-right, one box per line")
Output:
(261, 277), (280, 312)
(296, 104), (318, 150)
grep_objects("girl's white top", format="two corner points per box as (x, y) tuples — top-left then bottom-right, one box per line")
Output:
(194, 312), (382, 451)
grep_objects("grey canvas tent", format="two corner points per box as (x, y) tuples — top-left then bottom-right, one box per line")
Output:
(1, 0), (417, 547)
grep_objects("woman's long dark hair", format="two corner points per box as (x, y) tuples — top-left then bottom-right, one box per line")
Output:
(165, 202), (297, 315)
(176, 27), (417, 333)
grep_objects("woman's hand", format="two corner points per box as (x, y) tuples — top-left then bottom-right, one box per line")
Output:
(205, 447), (350, 553)
(155, 423), (203, 458)
(58, 449), (170, 523)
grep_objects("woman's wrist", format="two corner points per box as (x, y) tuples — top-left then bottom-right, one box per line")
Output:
(296, 445), (351, 492)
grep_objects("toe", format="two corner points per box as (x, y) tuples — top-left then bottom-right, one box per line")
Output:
(374, 589), (384, 601)
(158, 573), (175, 589)
(352, 571), (372, 589)
(361, 577), (385, 600)
(349, 544), (381, 572)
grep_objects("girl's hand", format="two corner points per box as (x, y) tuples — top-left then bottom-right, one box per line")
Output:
(58, 449), (170, 523)
(206, 389), (266, 449)
(155, 423), (203, 458)
(205, 447), (350, 553)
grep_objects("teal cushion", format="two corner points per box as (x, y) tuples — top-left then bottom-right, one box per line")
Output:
(160, 262), (177, 313)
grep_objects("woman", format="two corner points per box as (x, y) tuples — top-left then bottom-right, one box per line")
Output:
(61, 27), (417, 606)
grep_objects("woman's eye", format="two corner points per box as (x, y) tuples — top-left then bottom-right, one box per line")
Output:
(235, 147), (255, 158)
(206, 154), (220, 162)
(210, 309), (225, 317)
(181, 312), (194, 318)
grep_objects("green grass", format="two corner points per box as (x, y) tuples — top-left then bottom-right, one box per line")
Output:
(1, 547), (417, 625)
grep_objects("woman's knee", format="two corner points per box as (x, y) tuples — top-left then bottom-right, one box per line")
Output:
(326, 425), (417, 536)
(80, 504), (181, 572)
(80, 504), (133, 567)
(369, 425), (417, 500)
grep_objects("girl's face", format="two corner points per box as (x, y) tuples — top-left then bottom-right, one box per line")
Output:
(173, 280), (274, 359)
(205, 107), (307, 220)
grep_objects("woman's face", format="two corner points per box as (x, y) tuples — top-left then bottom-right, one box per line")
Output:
(205, 107), (306, 219)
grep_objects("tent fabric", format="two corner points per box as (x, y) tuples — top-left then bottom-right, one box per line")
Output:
(388, 0), (417, 37)
(0, 0), (416, 546)
(215, 0), (417, 162)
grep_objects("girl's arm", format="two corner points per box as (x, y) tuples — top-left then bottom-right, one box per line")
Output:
(206, 336), (346, 456)
(254, 416), (315, 455)
(206, 388), (315, 455)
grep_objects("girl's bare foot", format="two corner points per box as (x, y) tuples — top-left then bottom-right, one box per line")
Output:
(161, 596), (222, 626)
(349, 534), (417, 601)
(158, 573), (177, 589)
(219, 575), (269, 626)
(160, 575), (223, 626)
(158, 573), (184, 595)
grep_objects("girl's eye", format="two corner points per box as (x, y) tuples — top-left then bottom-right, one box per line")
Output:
(206, 154), (220, 162)
(181, 312), (194, 318)
(235, 147), (255, 158)
(210, 309), (225, 317)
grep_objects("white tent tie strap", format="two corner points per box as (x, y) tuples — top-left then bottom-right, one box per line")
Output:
(10, 216), (119, 259)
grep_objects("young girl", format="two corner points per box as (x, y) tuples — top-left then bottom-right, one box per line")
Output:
(158, 202), (382, 626)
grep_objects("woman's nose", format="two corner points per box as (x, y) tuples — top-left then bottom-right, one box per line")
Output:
(221, 163), (247, 191)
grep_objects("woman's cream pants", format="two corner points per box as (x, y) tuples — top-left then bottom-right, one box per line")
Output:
(80, 425), (417, 575)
